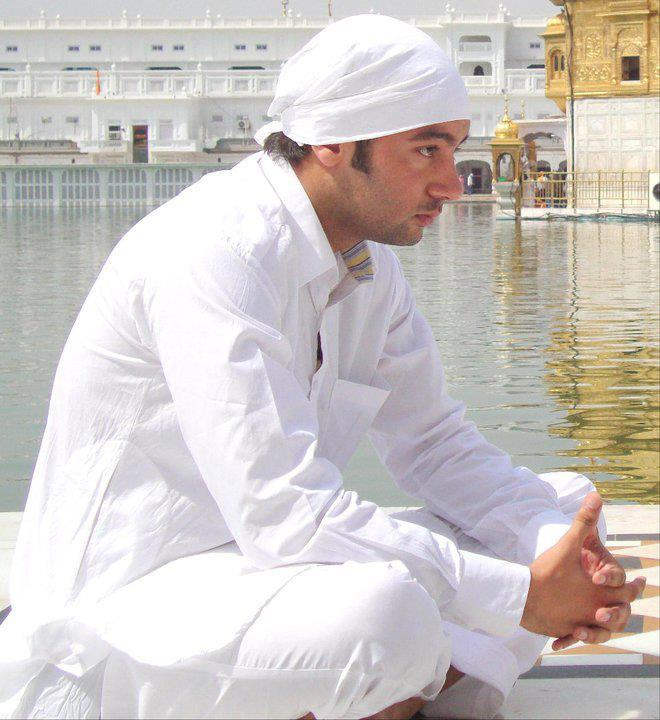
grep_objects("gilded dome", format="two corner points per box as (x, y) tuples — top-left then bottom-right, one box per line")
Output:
(494, 111), (519, 140)
(546, 13), (565, 29)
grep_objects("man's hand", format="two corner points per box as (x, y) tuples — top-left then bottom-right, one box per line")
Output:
(521, 492), (646, 649)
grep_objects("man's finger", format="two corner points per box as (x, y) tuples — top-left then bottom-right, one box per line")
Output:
(593, 561), (627, 587)
(594, 603), (631, 632)
(552, 635), (578, 652)
(573, 626), (611, 645)
(568, 492), (603, 542)
(602, 576), (646, 605)
(622, 576), (647, 602)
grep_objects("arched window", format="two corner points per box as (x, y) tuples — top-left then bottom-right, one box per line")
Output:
(621, 56), (640, 81)
(474, 65), (485, 76)
(497, 153), (515, 181)
(560, 55), (565, 71)
(553, 54), (559, 72)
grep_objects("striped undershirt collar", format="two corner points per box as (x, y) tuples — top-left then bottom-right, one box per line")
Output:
(340, 240), (374, 284)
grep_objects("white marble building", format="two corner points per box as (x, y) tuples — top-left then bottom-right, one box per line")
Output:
(0, 8), (565, 177)
(570, 97), (660, 174)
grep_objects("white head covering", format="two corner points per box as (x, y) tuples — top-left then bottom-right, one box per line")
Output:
(255, 14), (469, 146)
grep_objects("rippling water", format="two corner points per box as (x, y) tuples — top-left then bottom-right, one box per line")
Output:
(0, 204), (658, 510)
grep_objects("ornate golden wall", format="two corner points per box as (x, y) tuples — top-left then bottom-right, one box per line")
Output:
(543, 0), (659, 113)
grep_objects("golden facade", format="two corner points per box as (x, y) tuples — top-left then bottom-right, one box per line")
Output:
(543, 0), (660, 114)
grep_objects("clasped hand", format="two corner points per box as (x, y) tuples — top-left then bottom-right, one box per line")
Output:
(521, 492), (646, 650)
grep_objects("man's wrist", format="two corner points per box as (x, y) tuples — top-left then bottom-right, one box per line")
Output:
(447, 551), (531, 638)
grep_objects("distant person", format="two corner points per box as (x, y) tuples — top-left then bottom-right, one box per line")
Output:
(466, 170), (475, 194)
(0, 15), (644, 720)
(536, 173), (549, 208)
(458, 172), (465, 193)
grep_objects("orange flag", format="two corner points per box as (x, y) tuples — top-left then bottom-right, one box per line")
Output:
(95, 70), (101, 95)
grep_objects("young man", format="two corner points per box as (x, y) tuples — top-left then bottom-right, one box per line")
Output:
(0, 15), (644, 720)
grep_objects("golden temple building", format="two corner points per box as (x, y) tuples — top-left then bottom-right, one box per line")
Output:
(541, 0), (659, 173)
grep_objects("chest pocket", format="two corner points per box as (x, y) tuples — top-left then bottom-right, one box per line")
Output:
(319, 378), (390, 469)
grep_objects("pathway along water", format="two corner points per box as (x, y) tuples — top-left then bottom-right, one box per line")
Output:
(0, 204), (658, 510)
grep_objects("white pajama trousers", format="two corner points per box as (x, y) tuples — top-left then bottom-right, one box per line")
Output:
(5, 472), (605, 720)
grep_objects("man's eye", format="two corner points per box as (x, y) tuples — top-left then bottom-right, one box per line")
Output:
(418, 146), (437, 157)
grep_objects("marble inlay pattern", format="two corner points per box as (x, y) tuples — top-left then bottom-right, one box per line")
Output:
(527, 538), (660, 678)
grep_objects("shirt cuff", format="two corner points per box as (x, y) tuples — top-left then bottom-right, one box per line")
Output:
(518, 510), (572, 564)
(446, 550), (531, 637)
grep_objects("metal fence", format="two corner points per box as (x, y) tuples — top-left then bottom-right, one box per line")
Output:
(0, 164), (231, 207)
(522, 171), (653, 212)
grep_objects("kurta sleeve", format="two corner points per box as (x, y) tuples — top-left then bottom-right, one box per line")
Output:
(148, 233), (528, 638)
(368, 252), (571, 570)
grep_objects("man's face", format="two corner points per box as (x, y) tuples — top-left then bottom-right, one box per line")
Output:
(332, 119), (469, 247)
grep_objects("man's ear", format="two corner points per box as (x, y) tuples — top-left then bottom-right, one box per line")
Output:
(310, 143), (345, 168)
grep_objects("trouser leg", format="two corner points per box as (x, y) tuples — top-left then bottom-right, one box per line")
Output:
(394, 471), (605, 719)
(231, 560), (450, 720)
(96, 557), (450, 719)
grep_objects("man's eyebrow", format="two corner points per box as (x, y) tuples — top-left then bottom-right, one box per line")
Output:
(409, 130), (470, 146)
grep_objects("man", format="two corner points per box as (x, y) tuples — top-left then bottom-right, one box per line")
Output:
(0, 15), (645, 720)
(466, 170), (475, 194)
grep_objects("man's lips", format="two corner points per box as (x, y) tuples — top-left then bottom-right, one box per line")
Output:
(413, 208), (442, 226)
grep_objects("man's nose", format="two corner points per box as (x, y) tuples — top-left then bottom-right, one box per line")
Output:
(427, 163), (463, 201)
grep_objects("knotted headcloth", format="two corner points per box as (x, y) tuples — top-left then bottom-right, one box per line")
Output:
(254, 14), (470, 146)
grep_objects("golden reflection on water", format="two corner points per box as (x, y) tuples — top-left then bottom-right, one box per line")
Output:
(496, 220), (659, 504)
(545, 222), (659, 504)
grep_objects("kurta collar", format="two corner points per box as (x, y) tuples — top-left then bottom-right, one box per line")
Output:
(258, 151), (337, 288)
(258, 152), (374, 291)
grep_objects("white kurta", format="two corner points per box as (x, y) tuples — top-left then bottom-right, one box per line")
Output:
(1, 152), (589, 717)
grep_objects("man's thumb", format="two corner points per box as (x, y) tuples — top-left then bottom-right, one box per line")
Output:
(569, 492), (603, 540)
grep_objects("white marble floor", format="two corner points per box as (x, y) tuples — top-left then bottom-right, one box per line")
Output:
(500, 677), (659, 719)
(1, 506), (658, 718)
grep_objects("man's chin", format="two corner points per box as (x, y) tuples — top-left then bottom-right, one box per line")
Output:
(370, 223), (424, 247)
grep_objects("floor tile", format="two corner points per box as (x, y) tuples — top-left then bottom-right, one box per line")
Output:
(615, 555), (644, 569)
(613, 542), (660, 560)
(603, 630), (660, 655)
(540, 653), (643, 666)
(642, 617), (660, 633)
(548, 644), (640, 656)
(626, 565), (659, 585)
(500, 677), (660, 719)
(603, 505), (660, 536)
(632, 595), (660, 619)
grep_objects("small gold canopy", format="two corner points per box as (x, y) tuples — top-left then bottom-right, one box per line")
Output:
(493, 110), (519, 140)
(545, 13), (565, 30)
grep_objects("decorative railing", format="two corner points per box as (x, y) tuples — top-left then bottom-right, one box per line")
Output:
(504, 69), (546, 94)
(522, 171), (653, 211)
(0, 12), (547, 30)
(458, 42), (493, 54)
(0, 69), (279, 99)
(0, 163), (232, 206)
(1, 67), (547, 99)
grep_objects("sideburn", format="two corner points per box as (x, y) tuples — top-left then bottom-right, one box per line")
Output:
(350, 140), (371, 174)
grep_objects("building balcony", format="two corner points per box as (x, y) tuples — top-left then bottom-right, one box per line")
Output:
(504, 69), (546, 94)
(149, 138), (202, 152)
(79, 139), (129, 154)
(0, 69), (279, 99)
(0, 67), (547, 103)
(458, 42), (494, 54)
(462, 75), (499, 93)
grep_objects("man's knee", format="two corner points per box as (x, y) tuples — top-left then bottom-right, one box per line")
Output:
(340, 562), (449, 685)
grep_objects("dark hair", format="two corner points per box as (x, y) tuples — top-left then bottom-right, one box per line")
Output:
(263, 131), (311, 166)
(263, 131), (371, 174)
